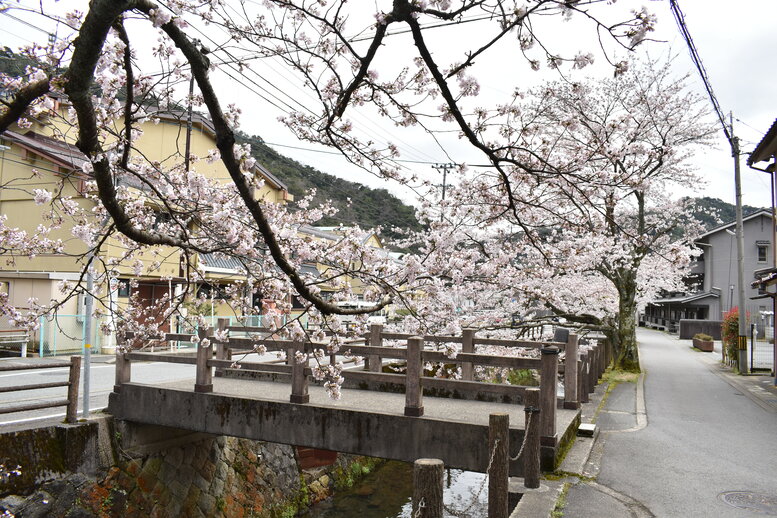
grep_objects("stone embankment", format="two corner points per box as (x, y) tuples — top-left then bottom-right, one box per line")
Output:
(0, 416), (379, 517)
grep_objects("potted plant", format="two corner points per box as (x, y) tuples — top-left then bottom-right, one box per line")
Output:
(692, 333), (714, 352)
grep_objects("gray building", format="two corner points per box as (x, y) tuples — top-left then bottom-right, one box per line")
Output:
(644, 209), (775, 332)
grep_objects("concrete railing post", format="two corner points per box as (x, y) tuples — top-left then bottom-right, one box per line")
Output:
(66, 356), (82, 424)
(290, 343), (310, 404)
(215, 317), (229, 378)
(523, 388), (541, 489)
(114, 351), (131, 393)
(368, 323), (384, 372)
(461, 328), (476, 381)
(588, 347), (597, 394)
(599, 340), (607, 377)
(540, 345), (559, 440)
(195, 327), (213, 393)
(563, 333), (579, 409)
(405, 336), (424, 417)
(413, 458), (444, 518)
(579, 352), (589, 404)
(488, 413), (509, 518)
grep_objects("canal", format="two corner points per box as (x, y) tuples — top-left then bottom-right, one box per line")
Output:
(303, 460), (489, 518)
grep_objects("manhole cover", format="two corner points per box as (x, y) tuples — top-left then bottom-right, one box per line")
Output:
(719, 492), (777, 515)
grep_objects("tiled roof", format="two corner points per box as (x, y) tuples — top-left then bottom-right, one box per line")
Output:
(200, 253), (244, 272)
(1, 130), (88, 172)
(651, 291), (720, 305)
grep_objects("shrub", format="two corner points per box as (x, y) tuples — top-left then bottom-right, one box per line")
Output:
(721, 307), (749, 366)
(692, 333), (713, 342)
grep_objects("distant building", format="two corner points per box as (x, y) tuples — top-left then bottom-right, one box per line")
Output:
(644, 209), (775, 331)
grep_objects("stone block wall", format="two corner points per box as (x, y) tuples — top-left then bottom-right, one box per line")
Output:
(0, 418), (380, 518)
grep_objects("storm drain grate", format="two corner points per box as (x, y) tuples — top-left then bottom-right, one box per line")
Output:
(719, 492), (777, 515)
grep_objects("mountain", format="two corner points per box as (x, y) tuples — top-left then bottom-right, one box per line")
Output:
(689, 196), (766, 231)
(236, 132), (423, 241)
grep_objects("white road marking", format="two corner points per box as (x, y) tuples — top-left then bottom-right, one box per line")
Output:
(0, 406), (107, 426)
(0, 364), (115, 378)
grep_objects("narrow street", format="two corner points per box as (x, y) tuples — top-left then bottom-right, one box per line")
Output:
(564, 328), (777, 517)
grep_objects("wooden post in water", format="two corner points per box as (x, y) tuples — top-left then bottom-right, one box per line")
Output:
(523, 388), (541, 489)
(579, 351), (589, 404)
(66, 356), (82, 424)
(405, 336), (424, 416)
(368, 323), (384, 372)
(461, 328), (475, 381)
(195, 327), (213, 393)
(290, 342), (310, 404)
(215, 317), (229, 378)
(413, 458), (444, 518)
(540, 346), (559, 440)
(488, 413), (509, 518)
(563, 333), (579, 409)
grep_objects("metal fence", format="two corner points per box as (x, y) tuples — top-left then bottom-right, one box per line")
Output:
(28, 313), (290, 357)
(750, 338), (774, 371)
(37, 314), (109, 357)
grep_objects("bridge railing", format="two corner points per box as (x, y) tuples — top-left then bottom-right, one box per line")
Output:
(114, 321), (610, 443)
(0, 356), (82, 423)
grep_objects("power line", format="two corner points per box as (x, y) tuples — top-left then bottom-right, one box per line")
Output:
(669, 0), (732, 145)
(263, 141), (447, 164)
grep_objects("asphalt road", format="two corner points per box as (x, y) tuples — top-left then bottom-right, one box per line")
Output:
(0, 357), (194, 428)
(567, 328), (777, 517)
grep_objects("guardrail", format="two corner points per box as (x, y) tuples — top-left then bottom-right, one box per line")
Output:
(0, 329), (30, 357)
(113, 320), (612, 443)
(0, 357), (82, 423)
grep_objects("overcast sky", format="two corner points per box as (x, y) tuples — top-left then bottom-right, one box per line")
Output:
(2, 1), (776, 209)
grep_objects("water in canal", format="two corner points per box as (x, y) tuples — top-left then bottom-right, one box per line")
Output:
(302, 461), (488, 518)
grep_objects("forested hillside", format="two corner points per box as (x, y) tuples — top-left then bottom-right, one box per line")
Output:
(236, 133), (423, 240)
(689, 196), (766, 231)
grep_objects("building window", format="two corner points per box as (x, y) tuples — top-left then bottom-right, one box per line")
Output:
(758, 244), (768, 263)
(117, 280), (130, 297)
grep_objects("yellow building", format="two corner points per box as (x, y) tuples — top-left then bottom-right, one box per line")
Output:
(0, 98), (292, 353)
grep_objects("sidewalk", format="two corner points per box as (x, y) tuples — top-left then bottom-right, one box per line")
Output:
(562, 331), (777, 518)
(692, 342), (777, 413)
(514, 330), (777, 518)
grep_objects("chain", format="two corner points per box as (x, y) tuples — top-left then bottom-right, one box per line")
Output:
(414, 496), (426, 517)
(442, 439), (500, 517)
(427, 409), (538, 517)
(510, 408), (536, 461)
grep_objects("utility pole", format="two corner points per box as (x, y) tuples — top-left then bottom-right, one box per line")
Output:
(432, 163), (456, 221)
(82, 258), (93, 418)
(184, 73), (195, 173)
(731, 114), (748, 374)
(184, 40), (208, 172)
(670, 1), (750, 375)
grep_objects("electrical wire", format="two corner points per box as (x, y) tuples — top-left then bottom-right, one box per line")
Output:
(669, 0), (732, 145)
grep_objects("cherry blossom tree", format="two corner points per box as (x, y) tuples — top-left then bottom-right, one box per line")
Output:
(0, 0), (672, 388)
(401, 57), (714, 369)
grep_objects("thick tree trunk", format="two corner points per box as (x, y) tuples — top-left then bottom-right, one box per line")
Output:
(614, 276), (640, 371)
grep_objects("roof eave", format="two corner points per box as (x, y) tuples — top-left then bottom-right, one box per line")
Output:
(749, 118), (777, 165)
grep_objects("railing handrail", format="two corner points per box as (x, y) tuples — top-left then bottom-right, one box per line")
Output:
(0, 361), (73, 372)
(0, 356), (81, 423)
(114, 324), (607, 439)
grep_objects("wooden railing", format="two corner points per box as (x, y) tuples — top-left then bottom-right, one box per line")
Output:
(0, 357), (82, 423)
(115, 320), (610, 441)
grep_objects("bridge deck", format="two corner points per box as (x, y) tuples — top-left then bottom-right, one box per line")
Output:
(108, 377), (580, 475)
